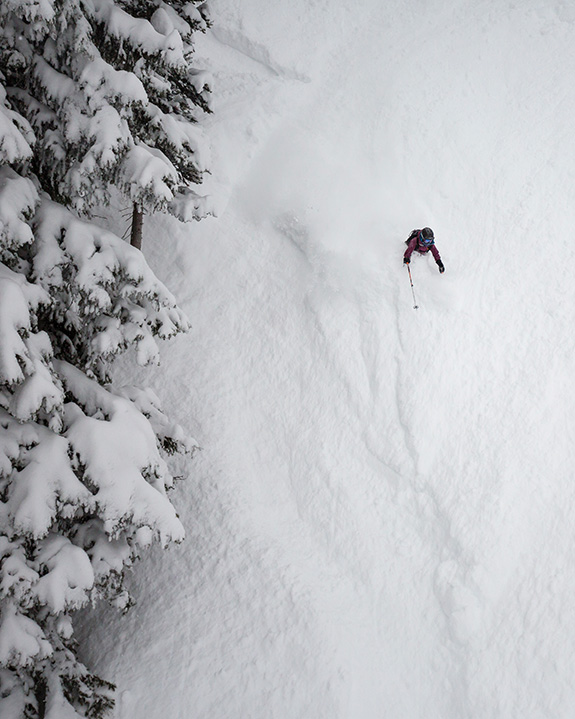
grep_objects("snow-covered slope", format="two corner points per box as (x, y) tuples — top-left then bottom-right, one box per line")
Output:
(78, 2), (575, 717)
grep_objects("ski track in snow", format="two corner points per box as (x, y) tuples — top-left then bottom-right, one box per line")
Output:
(209, 26), (311, 83)
(77, 2), (575, 718)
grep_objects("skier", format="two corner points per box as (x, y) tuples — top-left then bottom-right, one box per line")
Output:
(403, 227), (445, 273)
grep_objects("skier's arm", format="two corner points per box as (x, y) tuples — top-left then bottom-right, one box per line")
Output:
(431, 245), (445, 273)
(403, 237), (418, 263)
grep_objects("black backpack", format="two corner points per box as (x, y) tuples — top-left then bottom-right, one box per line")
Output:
(405, 229), (419, 246)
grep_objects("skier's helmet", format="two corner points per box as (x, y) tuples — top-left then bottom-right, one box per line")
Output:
(420, 227), (435, 246)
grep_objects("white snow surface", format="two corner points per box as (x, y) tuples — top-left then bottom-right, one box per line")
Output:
(78, 2), (575, 718)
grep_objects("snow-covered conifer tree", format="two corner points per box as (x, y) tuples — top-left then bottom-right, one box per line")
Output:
(0, 0), (214, 250)
(0, 11), (200, 715)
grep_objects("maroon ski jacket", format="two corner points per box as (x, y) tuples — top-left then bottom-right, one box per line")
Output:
(404, 234), (442, 266)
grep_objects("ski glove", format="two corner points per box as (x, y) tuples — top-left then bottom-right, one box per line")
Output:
(438, 262), (445, 273)
(403, 257), (410, 265)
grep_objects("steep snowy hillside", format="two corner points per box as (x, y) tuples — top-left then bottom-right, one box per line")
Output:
(78, 2), (575, 718)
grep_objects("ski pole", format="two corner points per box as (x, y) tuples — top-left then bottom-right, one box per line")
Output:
(407, 264), (418, 310)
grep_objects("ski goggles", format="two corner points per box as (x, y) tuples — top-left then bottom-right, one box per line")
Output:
(420, 234), (434, 246)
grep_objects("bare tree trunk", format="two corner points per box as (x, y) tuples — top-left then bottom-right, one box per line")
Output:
(130, 204), (144, 251)
(35, 675), (47, 718)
